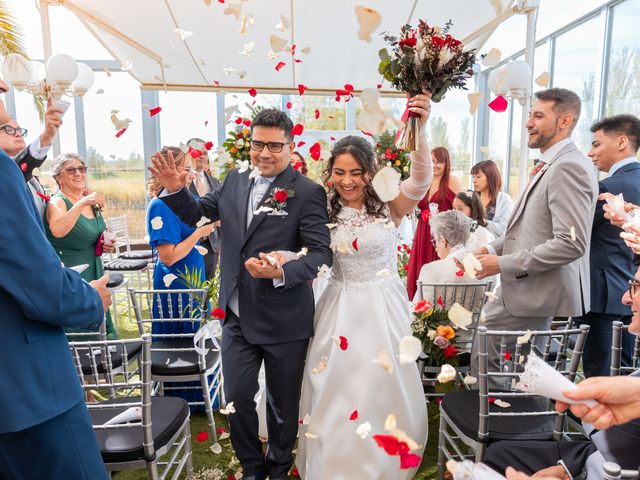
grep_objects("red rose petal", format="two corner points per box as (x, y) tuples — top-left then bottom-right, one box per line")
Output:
(294, 59), (302, 63)
(298, 84), (308, 96)
(204, 141), (214, 150)
(488, 95), (508, 113)
(291, 467), (300, 478)
(339, 335), (348, 350)
(488, 397), (497, 403)
(290, 44), (296, 56)
(437, 295), (444, 307)
(248, 88), (257, 97)
(400, 453), (422, 469)
(309, 142), (321, 160)
(361, 130), (374, 137)
(377, 84), (382, 89)
(20, 162), (27, 171)
(195, 431), (209, 442)
(349, 410), (358, 421)
(204, 120), (209, 127)
(505, 351), (511, 361)
(344, 83), (354, 92)
(293, 161), (303, 171)
(275, 61), (286, 71)
(216, 426), (226, 434)
(330, 136), (336, 141)
(115, 128), (127, 138)
(314, 109), (320, 119)
(149, 106), (162, 116)
(213, 80), (220, 86)
(235, 117), (243, 125)
(373, 434), (407, 456)
(352, 238), (358, 251)
(297, 141), (306, 148)
(243, 119), (251, 127)
(291, 123), (304, 136)
(286, 102), (293, 109)
(212, 307), (226, 319)
(455, 269), (465, 277)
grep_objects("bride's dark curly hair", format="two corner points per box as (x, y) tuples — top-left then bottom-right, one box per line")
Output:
(324, 135), (386, 223)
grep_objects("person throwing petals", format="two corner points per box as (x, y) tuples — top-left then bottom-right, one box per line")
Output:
(292, 91), (433, 479)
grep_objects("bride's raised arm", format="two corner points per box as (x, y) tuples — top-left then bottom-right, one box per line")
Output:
(389, 91), (433, 225)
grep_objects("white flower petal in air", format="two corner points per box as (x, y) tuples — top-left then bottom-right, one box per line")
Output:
(468, 92), (483, 115)
(174, 28), (193, 40)
(482, 47), (502, 67)
(304, 432), (318, 439)
(253, 206), (274, 215)
(302, 414), (311, 425)
(301, 46), (311, 54)
(437, 364), (457, 383)
(32, 167), (41, 177)
(485, 291), (498, 302)
(270, 34), (288, 53)
(195, 245), (208, 255)
(398, 335), (422, 364)
(371, 166), (401, 202)
(248, 167), (262, 179)
(355, 5), (382, 43)
(356, 421), (372, 439)
(317, 264), (330, 279)
(373, 349), (394, 374)
(494, 399), (511, 408)
(448, 303), (473, 330)
(196, 216), (211, 228)
(267, 49), (281, 60)
(222, 67), (236, 77)
(570, 226), (576, 242)
(463, 252), (482, 279)
(163, 273), (177, 288)
(326, 223), (337, 229)
(235, 160), (249, 173)
(297, 247), (308, 257)
(219, 402), (235, 415)
(223, 2), (243, 20)
(275, 15), (290, 32)
(517, 330), (532, 345)
(535, 71), (550, 88)
(238, 41), (255, 57)
(384, 414), (397, 431)
(463, 375), (477, 385)
(210, 443), (223, 454)
(238, 14), (254, 34)
(219, 432), (230, 440)
(150, 216), (164, 230)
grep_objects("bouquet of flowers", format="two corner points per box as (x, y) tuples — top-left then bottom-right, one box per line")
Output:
(410, 299), (460, 367)
(397, 243), (411, 279)
(220, 119), (252, 178)
(375, 130), (411, 180)
(378, 20), (477, 150)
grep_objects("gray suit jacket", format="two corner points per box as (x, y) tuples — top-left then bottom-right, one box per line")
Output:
(490, 141), (598, 317)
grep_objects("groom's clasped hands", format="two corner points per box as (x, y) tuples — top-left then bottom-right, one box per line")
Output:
(244, 251), (288, 279)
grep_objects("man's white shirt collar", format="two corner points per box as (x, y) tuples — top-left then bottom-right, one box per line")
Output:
(539, 138), (573, 164)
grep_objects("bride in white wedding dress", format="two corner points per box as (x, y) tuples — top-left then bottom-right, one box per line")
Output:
(293, 92), (433, 479)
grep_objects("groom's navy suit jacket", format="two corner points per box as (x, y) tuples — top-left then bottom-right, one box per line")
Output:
(162, 165), (332, 344)
(0, 148), (104, 433)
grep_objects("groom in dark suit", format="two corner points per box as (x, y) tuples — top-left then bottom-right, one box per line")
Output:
(150, 109), (332, 479)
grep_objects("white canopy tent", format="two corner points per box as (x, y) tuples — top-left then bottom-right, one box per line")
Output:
(44, 0), (522, 94)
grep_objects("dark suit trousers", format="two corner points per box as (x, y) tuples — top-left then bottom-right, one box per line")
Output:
(574, 312), (636, 377)
(484, 440), (597, 477)
(221, 311), (308, 478)
(0, 401), (108, 479)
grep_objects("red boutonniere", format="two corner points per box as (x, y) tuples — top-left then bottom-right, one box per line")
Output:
(263, 185), (295, 216)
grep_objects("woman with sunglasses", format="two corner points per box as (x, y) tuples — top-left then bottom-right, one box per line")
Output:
(45, 153), (117, 337)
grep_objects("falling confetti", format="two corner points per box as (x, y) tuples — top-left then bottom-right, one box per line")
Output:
(355, 5), (382, 43)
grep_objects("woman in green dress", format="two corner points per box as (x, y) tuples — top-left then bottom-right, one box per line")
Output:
(45, 153), (117, 337)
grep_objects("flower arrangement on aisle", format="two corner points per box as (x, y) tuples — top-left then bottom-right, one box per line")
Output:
(375, 130), (410, 180)
(410, 299), (459, 367)
(397, 243), (411, 279)
(378, 20), (477, 150)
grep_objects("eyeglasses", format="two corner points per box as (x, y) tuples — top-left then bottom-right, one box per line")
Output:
(64, 166), (88, 175)
(629, 279), (640, 298)
(250, 140), (288, 153)
(0, 125), (27, 137)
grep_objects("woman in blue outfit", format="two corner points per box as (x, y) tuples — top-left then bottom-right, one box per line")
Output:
(146, 146), (215, 406)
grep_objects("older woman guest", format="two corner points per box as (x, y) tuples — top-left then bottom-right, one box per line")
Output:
(45, 153), (117, 337)
(471, 160), (513, 237)
(147, 146), (215, 405)
(406, 146), (463, 298)
(453, 190), (496, 251)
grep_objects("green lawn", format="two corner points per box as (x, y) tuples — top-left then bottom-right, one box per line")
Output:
(111, 296), (444, 479)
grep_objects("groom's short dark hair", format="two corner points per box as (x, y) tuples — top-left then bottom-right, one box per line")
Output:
(535, 88), (582, 130)
(251, 108), (294, 140)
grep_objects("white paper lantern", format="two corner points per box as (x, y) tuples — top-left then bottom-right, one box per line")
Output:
(28, 61), (46, 84)
(72, 62), (95, 95)
(1, 54), (32, 90)
(46, 54), (79, 88)
(504, 60), (532, 91)
(487, 67), (507, 96)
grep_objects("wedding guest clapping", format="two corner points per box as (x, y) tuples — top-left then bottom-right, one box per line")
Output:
(453, 190), (496, 251)
(471, 160), (513, 237)
(406, 146), (463, 298)
(45, 153), (117, 338)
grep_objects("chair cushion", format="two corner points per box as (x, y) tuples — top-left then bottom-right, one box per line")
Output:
(104, 259), (148, 271)
(119, 250), (153, 260)
(106, 273), (125, 289)
(90, 396), (189, 463)
(441, 390), (555, 443)
(151, 338), (220, 376)
(76, 342), (143, 375)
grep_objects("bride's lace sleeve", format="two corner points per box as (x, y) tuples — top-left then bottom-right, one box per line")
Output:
(400, 129), (432, 200)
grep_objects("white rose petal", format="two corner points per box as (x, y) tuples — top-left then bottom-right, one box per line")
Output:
(326, 223), (337, 229)
(384, 414), (397, 431)
(493, 399), (511, 408)
(482, 47), (502, 67)
(437, 364), (457, 383)
(302, 414), (311, 425)
(398, 335), (422, 365)
(463, 375), (477, 385)
(463, 252), (482, 279)
(371, 166), (401, 202)
(235, 160), (249, 173)
(275, 14), (290, 31)
(163, 273), (177, 288)
(304, 432), (318, 439)
(355, 421), (372, 439)
(570, 226), (576, 242)
(355, 5), (382, 43)
(196, 216), (211, 227)
(448, 303), (473, 330)
(150, 216), (164, 230)
(485, 291), (499, 302)
(210, 443), (223, 454)
(468, 92), (483, 115)
(535, 71), (550, 87)
(219, 432), (230, 440)
(219, 402), (235, 415)
(373, 349), (394, 374)
(32, 167), (41, 177)
(174, 28), (193, 40)
(270, 34), (288, 53)
(195, 245), (208, 255)
(517, 330), (532, 345)
(317, 264), (330, 279)
(296, 247), (308, 257)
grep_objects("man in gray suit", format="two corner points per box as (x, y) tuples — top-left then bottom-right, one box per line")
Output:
(471, 88), (598, 383)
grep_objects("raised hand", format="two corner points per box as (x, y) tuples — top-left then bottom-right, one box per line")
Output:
(89, 274), (113, 313)
(148, 149), (188, 194)
(40, 96), (64, 148)
(407, 90), (432, 129)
